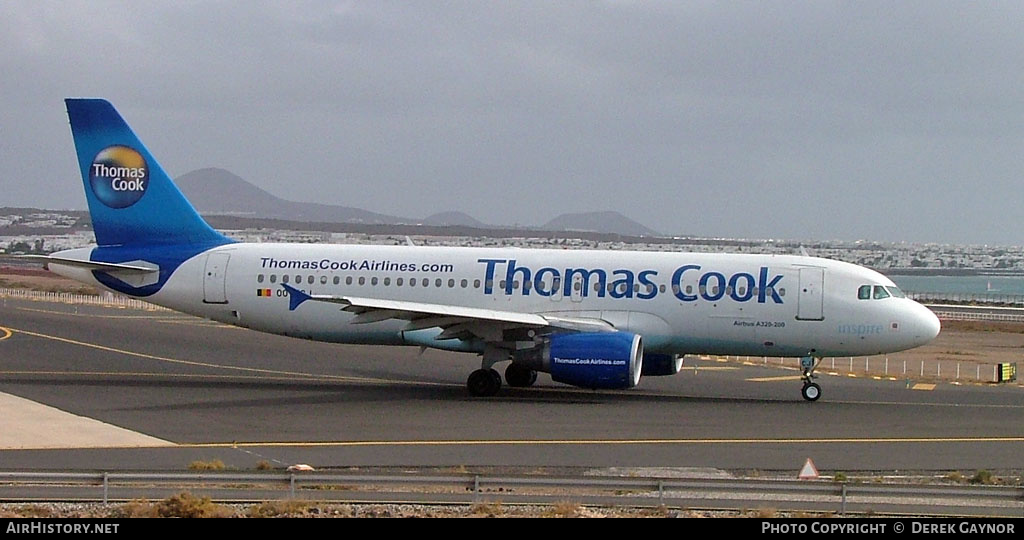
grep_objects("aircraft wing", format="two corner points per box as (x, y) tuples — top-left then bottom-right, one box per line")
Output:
(281, 284), (615, 340)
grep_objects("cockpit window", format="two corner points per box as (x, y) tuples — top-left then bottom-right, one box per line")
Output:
(858, 285), (872, 300)
(885, 286), (906, 298)
(873, 285), (891, 299)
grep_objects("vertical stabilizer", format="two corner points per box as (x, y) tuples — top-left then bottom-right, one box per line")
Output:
(65, 98), (231, 248)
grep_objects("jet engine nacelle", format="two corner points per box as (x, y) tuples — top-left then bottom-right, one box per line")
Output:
(515, 332), (643, 389)
(641, 353), (683, 376)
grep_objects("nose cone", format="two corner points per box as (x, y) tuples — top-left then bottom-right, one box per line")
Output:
(911, 302), (941, 346)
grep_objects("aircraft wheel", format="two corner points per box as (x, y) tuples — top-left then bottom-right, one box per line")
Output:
(468, 369), (502, 397)
(801, 382), (821, 402)
(505, 363), (537, 387)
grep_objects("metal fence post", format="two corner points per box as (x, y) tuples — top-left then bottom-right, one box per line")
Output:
(103, 473), (108, 505)
(840, 483), (846, 517)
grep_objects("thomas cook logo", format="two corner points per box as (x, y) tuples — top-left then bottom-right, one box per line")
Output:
(89, 146), (148, 209)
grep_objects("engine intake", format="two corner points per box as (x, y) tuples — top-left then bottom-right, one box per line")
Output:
(641, 353), (683, 376)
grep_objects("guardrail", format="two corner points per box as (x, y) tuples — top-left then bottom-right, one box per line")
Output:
(909, 291), (1024, 307)
(0, 288), (167, 311)
(0, 471), (1020, 516)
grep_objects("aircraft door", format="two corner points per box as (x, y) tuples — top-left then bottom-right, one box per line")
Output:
(203, 252), (230, 304)
(796, 267), (824, 321)
(570, 273), (584, 303)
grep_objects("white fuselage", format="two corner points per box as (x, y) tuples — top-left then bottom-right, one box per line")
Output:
(51, 243), (941, 359)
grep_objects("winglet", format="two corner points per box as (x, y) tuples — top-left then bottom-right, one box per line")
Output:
(282, 283), (311, 311)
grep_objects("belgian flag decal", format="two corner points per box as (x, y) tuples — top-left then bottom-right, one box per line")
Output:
(256, 289), (272, 297)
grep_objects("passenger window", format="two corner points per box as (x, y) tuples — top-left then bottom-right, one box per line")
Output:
(346, 276), (353, 285)
(474, 279), (481, 289)
(411, 278), (417, 287)
(435, 278), (442, 288)
(333, 276), (340, 285)
(500, 280), (507, 289)
(257, 274), (264, 283)
(448, 279), (455, 288)
(778, 288), (786, 297)
(523, 280), (531, 292)
(858, 285), (871, 300)
(396, 278), (403, 286)
(320, 276), (327, 284)
(308, 275), (314, 284)
(422, 278), (428, 287)
(384, 277), (390, 286)
(295, 275), (301, 284)
(371, 277), (378, 286)
(659, 285), (666, 293)
(873, 285), (890, 299)
(270, 275), (277, 283)
(282, 275), (290, 284)
(460, 279), (468, 288)
(358, 277), (365, 286)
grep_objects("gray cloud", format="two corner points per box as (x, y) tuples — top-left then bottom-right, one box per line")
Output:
(2, 1), (1023, 244)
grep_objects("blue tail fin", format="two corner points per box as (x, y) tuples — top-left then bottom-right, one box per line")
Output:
(65, 99), (231, 248)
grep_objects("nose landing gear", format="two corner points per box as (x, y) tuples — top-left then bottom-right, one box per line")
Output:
(800, 355), (822, 402)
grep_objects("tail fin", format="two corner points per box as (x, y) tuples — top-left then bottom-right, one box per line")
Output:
(65, 99), (231, 248)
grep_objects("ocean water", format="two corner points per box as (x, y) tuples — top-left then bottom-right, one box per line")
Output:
(888, 275), (1024, 297)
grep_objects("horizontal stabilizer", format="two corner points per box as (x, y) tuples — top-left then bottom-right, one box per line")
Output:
(21, 254), (158, 274)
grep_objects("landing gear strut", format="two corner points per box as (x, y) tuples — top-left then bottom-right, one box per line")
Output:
(800, 355), (822, 402)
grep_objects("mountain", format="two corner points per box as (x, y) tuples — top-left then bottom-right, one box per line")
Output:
(176, 168), (663, 237)
(542, 211), (660, 237)
(176, 168), (402, 224)
(420, 211), (488, 228)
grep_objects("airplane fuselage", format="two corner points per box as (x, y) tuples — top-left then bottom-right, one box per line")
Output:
(51, 243), (939, 359)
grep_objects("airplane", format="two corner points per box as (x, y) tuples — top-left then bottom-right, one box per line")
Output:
(40, 98), (940, 402)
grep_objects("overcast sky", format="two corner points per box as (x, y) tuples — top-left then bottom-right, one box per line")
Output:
(2, 1), (1022, 245)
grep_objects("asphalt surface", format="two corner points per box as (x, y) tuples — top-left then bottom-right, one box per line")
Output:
(1, 296), (1022, 473)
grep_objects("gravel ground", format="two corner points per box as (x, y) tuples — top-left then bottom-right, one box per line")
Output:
(0, 500), (752, 518)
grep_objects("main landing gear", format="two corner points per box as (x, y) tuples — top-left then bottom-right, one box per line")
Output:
(466, 346), (537, 397)
(800, 355), (822, 402)
(467, 368), (502, 397)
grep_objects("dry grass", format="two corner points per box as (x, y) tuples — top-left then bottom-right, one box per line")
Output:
(469, 502), (504, 517)
(116, 493), (232, 518)
(543, 501), (582, 518)
(247, 500), (311, 518)
(188, 459), (226, 471)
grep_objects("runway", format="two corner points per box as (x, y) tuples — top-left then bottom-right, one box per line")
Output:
(1, 296), (1022, 473)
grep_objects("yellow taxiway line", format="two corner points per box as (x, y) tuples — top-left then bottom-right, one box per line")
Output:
(745, 375), (804, 382)
(0, 325), (437, 386)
